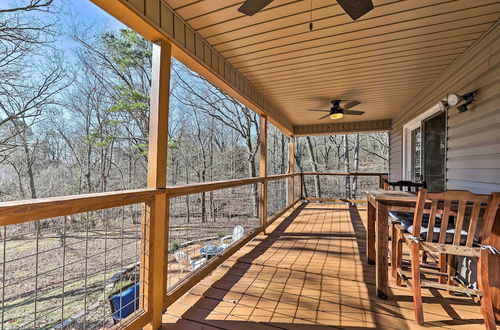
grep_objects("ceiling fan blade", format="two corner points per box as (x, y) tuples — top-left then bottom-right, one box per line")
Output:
(342, 100), (361, 110)
(343, 110), (365, 116)
(336, 0), (373, 20)
(318, 113), (331, 120)
(238, 0), (274, 16)
(307, 109), (329, 112)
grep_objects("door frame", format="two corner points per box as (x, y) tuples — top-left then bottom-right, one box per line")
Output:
(402, 103), (445, 181)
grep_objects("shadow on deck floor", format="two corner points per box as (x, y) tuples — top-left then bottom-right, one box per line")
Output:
(162, 202), (486, 330)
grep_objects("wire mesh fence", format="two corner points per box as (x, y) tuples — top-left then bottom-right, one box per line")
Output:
(267, 178), (289, 218)
(302, 174), (382, 201)
(294, 174), (301, 202)
(0, 204), (147, 330)
(166, 183), (260, 292)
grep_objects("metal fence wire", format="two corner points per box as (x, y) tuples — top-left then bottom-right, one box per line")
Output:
(267, 178), (289, 218)
(0, 204), (146, 330)
(166, 184), (260, 292)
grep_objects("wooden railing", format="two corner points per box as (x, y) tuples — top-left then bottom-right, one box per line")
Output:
(0, 172), (385, 329)
(301, 172), (387, 204)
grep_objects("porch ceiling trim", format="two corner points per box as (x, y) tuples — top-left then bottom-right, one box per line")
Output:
(294, 119), (391, 136)
(91, 0), (294, 135)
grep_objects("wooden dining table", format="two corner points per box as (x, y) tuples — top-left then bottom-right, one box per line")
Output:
(366, 189), (419, 299)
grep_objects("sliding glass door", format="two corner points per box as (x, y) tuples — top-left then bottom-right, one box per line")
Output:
(422, 111), (446, 192)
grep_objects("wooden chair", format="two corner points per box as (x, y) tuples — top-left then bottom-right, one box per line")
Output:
(385, 180), (427, 273)
(174, 250), (206, 273)
(220, 225), (245, 250)
(384, 180), (427, 192)
(394, 190), (499, 328)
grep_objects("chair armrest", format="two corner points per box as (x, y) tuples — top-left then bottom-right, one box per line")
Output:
(420, 242), (480, 258)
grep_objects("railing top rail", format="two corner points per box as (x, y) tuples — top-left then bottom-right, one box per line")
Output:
(0, 188), (161, 226)
(166, 173), (295, 197)
(166, 176), (264, 197)
(301, 172), (388, 176)
(0, 171), (388, 226)
(266, 173), (294, 181)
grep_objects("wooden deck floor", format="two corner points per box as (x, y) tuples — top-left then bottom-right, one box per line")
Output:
(162, 203), (487, 329)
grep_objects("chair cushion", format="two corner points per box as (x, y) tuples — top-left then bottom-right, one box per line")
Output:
(388, 211), (414, 223)
(109, 282), (140, 322)
(400, 216), (467, 244)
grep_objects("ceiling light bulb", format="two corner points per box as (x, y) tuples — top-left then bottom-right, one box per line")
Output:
(330, 112), (344, 120)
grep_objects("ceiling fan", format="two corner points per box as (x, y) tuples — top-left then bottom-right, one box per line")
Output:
(307, 100), (365, 120)
(238, 0), (374, 20)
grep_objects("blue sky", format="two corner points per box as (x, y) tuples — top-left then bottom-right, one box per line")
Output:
(67, 0), (125, 30)
(49, 0), (128, 64)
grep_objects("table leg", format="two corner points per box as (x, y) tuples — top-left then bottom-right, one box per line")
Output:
(366, 201), (376, 265)
(376, 203), (389, 299)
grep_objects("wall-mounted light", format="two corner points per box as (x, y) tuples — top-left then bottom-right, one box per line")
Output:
(438, 100), (448, 112)
(446, 91), (476, 113)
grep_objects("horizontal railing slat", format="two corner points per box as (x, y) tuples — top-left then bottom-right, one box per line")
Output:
(166, 177), (264, 197)
(301, 172), (387, 176)
(0, 188), (162, 226)
(0, 172), (383, 226)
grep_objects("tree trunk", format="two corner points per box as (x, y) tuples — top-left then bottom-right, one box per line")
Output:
(352, 134), (360, 199)
(343, 135), (351, 199)
(305, 137), (321, 197)
(249, 158), (259, 217)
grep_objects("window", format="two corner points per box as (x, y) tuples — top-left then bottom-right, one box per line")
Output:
(410, 127), (422, 182)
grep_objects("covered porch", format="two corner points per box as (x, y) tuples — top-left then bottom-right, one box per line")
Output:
(0, 0), (499, 329)
(161, 203), (484, 329)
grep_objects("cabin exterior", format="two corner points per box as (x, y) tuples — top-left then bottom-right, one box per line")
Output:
(0, 0), (499, 329)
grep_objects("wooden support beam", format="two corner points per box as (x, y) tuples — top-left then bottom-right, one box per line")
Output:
(259, 116), (268, 231)
(144, 39), (171, 330)
(288, 137), (295, 203)
(299, 173), (304, 200)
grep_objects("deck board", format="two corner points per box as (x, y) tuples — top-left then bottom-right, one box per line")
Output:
(162, 203), (487, 329)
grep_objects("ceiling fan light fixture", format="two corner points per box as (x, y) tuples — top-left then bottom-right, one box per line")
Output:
(330, 112), (344, 120)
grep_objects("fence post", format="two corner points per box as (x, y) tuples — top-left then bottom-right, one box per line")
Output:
(144, 39), (171, 330)
(259, 116), (268, 232)
(300, 173), (304, 200)
(379, 174), (388, 189)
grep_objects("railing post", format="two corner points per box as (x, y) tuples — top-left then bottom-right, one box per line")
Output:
(289, 137), (295, 203)
(300, 173), (304, 200)
(259, 116), (268, 232)
(144, 39), (171, 330)
(379, 174), (388, 189)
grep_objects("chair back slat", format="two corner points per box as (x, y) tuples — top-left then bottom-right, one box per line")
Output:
(466, 201), (482, 247)
(418, 190), (492, 246)
(438, 200), (452, 244)
(411, 189), (428, 238)
(453, 201), (467, 245)
(426, 200), (438, 243)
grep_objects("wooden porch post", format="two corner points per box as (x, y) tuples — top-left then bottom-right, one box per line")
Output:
(145, 39), (171, 330)
(289, 137), (295, 203)
(259, 116), (268, 231)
